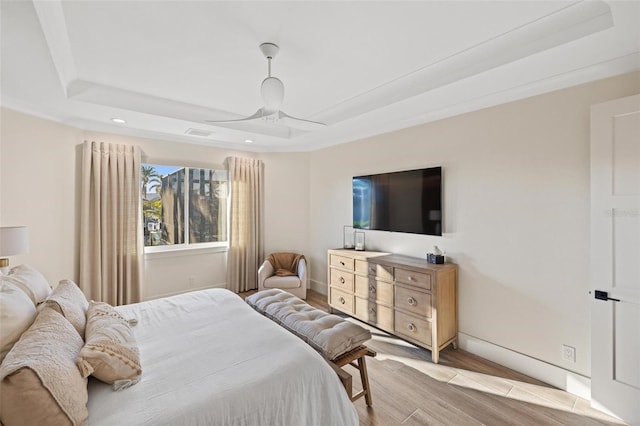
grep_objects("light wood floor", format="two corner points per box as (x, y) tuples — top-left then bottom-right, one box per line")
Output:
(241, 289), (625, 426)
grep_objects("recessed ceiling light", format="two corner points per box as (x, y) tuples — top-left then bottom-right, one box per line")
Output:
(111, 118), (126, 124)
(245, 139), (254, 143)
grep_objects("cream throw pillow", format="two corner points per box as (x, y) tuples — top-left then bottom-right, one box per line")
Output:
(0, 281), (37, 363)
(42, 279), (89, 338)
(2, 264), (52, 304)
(77, 301), (141, 390)
(0, 307), (88, 426)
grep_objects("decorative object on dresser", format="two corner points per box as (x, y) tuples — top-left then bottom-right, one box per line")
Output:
(327, 249), (457, 364)
(354, 231), (365, 251)
(427, 245), (445, 264)
(343, 226), (355, 249)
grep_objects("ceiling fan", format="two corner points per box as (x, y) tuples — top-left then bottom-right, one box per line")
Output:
(206, 43), (326, 131)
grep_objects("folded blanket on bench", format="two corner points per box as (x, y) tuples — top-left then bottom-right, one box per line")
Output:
(246, 289), (371, 360)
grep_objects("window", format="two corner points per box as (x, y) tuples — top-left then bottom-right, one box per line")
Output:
(142, 164), (228, 249)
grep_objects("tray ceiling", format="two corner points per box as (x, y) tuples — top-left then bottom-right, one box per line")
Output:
(1, 0), (639, 151)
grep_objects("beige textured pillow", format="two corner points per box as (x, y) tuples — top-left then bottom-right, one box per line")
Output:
(2, 264), (52, 304)
(0, 281), (37, 362)
(0, 307), (88, 426)
(42, 279), (89, 338)
(77, 301), (141, 390)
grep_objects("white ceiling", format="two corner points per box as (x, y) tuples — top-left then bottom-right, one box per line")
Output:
(1, 1), (639, 152)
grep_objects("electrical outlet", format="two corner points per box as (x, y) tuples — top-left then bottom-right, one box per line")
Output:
(562, 344), (576, 362)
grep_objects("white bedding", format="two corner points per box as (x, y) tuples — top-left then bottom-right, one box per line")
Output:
(87, 288), (358, 426)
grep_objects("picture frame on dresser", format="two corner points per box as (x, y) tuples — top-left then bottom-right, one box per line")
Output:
(327, 249), (458, 364)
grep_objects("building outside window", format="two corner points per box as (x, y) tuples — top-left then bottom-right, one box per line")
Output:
(142, 164), (227, 249)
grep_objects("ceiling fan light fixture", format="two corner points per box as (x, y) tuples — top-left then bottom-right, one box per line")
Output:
(261, 76), (284, 112)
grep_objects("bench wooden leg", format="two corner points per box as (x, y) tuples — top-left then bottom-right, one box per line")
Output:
(331, 346), (376, 406)
(357, 355), (372, 406)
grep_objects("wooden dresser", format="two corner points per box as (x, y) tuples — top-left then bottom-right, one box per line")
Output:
(327, 249), (458, 363)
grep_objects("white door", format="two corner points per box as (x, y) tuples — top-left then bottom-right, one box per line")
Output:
(590, 94), (640, 425)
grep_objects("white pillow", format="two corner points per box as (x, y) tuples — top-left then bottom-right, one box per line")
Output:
(3, 264), (52, 304)
(0, 281), (37, 362)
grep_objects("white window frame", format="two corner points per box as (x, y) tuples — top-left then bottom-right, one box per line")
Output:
(143, 164), (229, 255)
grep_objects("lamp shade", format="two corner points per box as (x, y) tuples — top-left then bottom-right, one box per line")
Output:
(0, 226), (29, 257)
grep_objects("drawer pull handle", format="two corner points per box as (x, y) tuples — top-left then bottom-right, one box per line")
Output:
(407, 323), (416, 332)
(369, 285), (376, 293)
(368, 308), (375, 315)
(407, 276), (414, 281)
(339, 297), (346, 304)
(407, 297), (416, 305)
(339, 277), (345, 284)
(340, 261), (345, 266)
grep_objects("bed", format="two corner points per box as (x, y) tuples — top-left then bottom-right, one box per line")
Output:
(1, 269), (358, 426)
(87, 288), (359, 425)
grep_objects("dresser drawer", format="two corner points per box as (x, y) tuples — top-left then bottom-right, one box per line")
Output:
(395, 311), (431, 346)
(330, 268), (354, 292)
(395, 268), (431, 290)
(354, 276), (393, 305)
(355, 297), (393, 331)
(330, 254), (354, 271)
(330, 288), (354, 314)
(355, 260), (393, 281)
(395, 285), (432, 318)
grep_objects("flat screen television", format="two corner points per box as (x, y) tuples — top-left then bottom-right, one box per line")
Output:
(353, 167), (442, 236)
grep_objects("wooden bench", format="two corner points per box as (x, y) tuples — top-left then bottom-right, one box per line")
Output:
(245, 289), (376, 406)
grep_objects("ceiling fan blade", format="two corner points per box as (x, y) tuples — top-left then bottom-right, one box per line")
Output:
(205, 108), (266, 124)
(278, 111), (326, 131)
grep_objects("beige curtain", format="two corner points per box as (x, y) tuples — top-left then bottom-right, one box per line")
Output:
(226, 157), (264, 293)
(79, 141), (144, 305)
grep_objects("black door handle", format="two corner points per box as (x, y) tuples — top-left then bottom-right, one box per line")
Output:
(594, 290), (620, 302)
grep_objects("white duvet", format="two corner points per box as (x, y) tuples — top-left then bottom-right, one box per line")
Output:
(88, 288), (358, 426)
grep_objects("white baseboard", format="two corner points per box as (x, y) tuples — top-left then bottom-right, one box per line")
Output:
(458, 332), (591, 400)
(144, 282), (227, 301)
(310, 279), (327, 295)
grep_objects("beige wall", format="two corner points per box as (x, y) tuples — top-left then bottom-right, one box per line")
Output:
(1, 111), (80, 283)
(308, 71), (640, 376)
(261, 152), (310, 257)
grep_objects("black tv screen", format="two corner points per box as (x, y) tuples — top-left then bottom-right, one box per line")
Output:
(353, 167), (442, 236)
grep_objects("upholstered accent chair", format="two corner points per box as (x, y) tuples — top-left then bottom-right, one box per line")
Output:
(257, 253), (307, 299)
